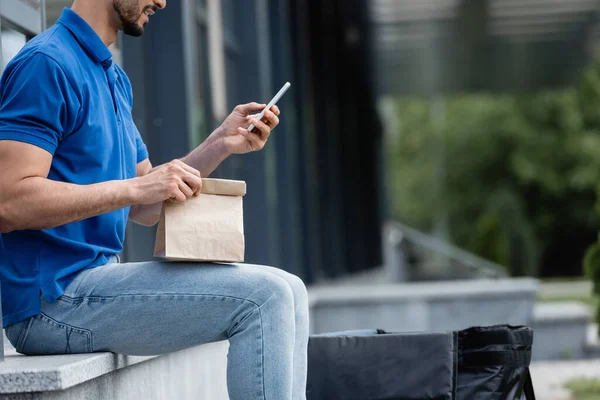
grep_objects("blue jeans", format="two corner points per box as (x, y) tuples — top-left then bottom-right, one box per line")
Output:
(5, 258), (309, 400)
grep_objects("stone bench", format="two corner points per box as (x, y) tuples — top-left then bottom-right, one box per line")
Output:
(0, 334), (229, 400)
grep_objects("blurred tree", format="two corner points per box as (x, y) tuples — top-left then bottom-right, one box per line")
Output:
(585, 185), (600, 328)
(387, 57), (600, 277)
(580, 59), (600, 328)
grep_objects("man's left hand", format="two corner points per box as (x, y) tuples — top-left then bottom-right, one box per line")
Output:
(217, 102), (281, 155)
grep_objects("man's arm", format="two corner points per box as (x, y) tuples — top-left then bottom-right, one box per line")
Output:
(127, 138), (226, 226)
(0, 141), (202, 233)
(129, 103), (281, 227)
(0, 141), (134, 233)
(128, 159), (161, 226)
(182, 103), (281, 177)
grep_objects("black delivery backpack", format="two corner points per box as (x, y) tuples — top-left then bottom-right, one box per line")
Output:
(306, 325), (535, 400)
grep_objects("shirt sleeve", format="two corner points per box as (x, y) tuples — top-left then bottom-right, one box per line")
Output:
(135, 126), (149, 163)
(0, 53), (81, 155)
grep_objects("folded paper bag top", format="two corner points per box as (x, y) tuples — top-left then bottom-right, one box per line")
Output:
(200, 178), (246, 196)
(154, 178), (246, 263)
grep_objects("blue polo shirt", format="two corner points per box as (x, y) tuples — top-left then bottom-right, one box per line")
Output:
(0, 8), (148, 327)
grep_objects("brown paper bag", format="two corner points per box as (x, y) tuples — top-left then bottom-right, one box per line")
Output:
(154, 178), (246, 262)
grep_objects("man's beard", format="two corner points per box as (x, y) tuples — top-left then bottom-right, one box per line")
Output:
(112, 0), (148, 37)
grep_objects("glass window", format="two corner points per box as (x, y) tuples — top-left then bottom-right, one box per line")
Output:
(19, 0), (41, 11)
(1, 23), (27, 71)
(46, 0), (70, 27)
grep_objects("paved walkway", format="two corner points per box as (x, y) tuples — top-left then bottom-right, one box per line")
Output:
(539, 281), (593, 299)
(531, 359), (600, 400)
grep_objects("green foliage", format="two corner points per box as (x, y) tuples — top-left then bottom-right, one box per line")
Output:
(566, 378), (600, 400)
(585, 235), (600, 295)
(386, 57), (600, 278)
(469, 188), (538, 276)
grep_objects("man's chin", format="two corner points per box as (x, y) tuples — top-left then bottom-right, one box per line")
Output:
(123, 24), (145, 37)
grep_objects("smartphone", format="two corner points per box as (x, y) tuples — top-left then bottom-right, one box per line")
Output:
(248, 82), (291, 132)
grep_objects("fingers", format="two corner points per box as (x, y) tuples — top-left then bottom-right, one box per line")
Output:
(170, 159), (200, 177)
(235, 102), (266, 115)
(169, 173), (202, 203)
(177, 180), (194, 199)
(235, 103), (280, 118)
(169, 185), (187, 203)
(248, 117), (271, 141)
(261, 109), (280, 128)
(237, 126), (266, 151)
(181, 172), (203, 196)
(166, 160), (201, 190)
(162, 160), (203, 202)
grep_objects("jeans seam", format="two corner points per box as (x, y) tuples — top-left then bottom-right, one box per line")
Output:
(68, 269), (92, 298)
(16, 318), (34, 353)
(58, 293), (263, 308)
(258, 305), (265, 399)
(38, 313), (85, 331)
(233, 303), (265, 399)
(231, 304), (265, 400)
(39, 313), (93, 352)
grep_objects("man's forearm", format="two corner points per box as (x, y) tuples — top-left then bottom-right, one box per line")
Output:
(129, 202), (162, 227)
(0, 177), (135, 233)
(129, 128), (232, 227)
(181, 127), (231, 177)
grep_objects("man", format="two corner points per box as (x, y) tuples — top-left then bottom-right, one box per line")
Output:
(0, 1), (309, 399)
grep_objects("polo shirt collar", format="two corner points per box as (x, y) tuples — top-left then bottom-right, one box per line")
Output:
(57, 8), (113, 65)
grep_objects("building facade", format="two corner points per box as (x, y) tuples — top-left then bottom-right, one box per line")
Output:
(119, 0), (385, 283)
(0, 0), (45, 71)
(1, 0), (385, 284)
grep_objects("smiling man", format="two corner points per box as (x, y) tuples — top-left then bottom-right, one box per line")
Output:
(112, 0), (157, 36)
(0, 1), (309, 399)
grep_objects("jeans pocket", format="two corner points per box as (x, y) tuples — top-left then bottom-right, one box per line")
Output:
(19, 313), (92, 355)
(5, 319), (30, 350)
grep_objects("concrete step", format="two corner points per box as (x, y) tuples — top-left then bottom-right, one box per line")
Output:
(532, 301), (592, 361)
(531, 358), (600, 400)
(308, 278), (538, 334)
(0, 332), (229, 399)
(582, 323), (600, 359)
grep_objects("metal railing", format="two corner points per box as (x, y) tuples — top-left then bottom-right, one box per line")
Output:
(388, 221), (508, 281)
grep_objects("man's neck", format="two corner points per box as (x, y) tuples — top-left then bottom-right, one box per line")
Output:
(71, 1), (119, 47)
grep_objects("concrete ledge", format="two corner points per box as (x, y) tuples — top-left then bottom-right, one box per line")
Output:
(308, 278), (538, 306)
(0, 337), (229, 399)
(0, 348), (155, 393)
(532, 302), (592, 361)
(308, 278), (538, 334)
(533, 302), (591, 323)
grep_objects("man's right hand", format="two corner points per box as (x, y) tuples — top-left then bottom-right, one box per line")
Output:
(131, 159), (202, 205)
